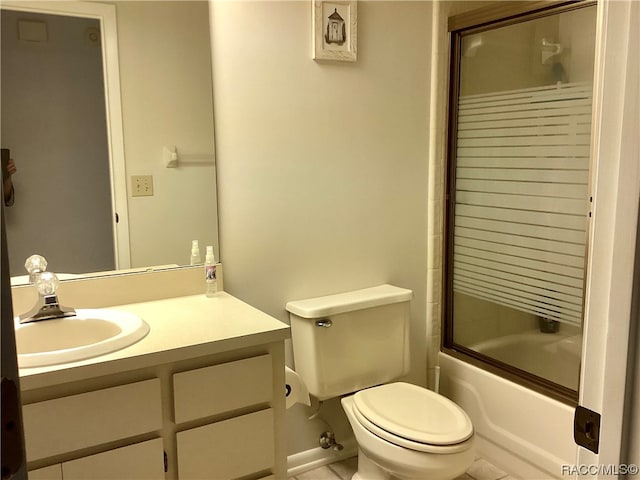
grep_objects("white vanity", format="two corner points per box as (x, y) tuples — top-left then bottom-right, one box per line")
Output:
(11, 267), (290, 480)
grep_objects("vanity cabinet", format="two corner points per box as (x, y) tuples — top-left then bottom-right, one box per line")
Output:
(22, 348), (285, 480)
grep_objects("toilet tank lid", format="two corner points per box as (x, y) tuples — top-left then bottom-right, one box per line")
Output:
(286, 284), (413, 319)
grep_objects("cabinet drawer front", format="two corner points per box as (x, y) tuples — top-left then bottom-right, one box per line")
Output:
(62, 438), (164, 480)
(177, 408), (274, 479)
(23, 379), (162, 462)
(173, 354), (272, 424)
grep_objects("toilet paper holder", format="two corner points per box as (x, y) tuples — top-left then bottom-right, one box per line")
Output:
(285, 366), (311, 409)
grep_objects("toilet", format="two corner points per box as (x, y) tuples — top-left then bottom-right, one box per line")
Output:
(287, 284), (474, 480)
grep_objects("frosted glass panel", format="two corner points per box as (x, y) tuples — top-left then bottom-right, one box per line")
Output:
(454, 82), (591, 327)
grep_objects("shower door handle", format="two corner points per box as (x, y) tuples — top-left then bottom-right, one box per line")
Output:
(574, 405), (600, 453)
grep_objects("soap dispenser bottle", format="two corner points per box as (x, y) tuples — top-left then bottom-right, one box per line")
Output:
(204, 246), (217, 297)
(190, 240), (201, 265)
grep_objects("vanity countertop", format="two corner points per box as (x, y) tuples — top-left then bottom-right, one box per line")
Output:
(18, 292), (290, 391)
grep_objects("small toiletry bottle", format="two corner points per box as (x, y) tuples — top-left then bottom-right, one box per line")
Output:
(204, 245), (217, 297)
(190, 240), (201, 265)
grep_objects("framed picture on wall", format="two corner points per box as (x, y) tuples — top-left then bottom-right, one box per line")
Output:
(312, 0), (357, 62)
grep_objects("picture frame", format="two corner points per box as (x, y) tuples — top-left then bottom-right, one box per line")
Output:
(312, 0), (357, 62)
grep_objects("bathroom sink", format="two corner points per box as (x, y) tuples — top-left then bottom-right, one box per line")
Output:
(15, 309), (150, 368)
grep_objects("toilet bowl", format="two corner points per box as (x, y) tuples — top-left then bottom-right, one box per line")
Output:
(341, 382), (474, 480)
(286, 285), (475, 480)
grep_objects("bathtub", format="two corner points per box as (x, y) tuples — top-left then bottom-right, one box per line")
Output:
(439, 331), (583, 479)
(472, 330), (582, 391)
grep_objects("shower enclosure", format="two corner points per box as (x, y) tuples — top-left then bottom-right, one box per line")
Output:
(444, 2), (597, 403)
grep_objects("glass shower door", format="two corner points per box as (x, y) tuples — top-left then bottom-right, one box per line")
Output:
(445, 4), (597, 401)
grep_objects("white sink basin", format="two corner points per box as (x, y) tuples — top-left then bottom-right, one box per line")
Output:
(15, 309), (149, 368)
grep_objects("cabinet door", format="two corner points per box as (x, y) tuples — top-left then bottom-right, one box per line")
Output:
(177, 409), (274, 479)
(62, 438), (164, 480)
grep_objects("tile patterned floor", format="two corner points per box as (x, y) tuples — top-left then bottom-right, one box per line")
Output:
(289, 456), (520, 480)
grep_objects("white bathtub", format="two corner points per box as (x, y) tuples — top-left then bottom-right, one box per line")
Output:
(439, 331), (582, 479)
(472, 330), (582, 391)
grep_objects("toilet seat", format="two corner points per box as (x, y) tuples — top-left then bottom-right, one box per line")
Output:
(352, 382), (473, 454)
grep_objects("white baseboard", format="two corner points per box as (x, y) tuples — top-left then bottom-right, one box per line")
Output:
(287, 439), (358, 477)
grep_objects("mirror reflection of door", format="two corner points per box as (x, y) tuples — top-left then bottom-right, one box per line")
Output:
(1, 10), (115, 277)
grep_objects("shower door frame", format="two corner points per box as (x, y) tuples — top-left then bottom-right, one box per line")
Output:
(577, 0), (639, 469)
(443, 0), (596, 406)
(442, 0), (639, 471)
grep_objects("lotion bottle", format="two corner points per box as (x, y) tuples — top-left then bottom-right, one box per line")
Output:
(204, 246), (217, 297)
(190, 240), (201, 265)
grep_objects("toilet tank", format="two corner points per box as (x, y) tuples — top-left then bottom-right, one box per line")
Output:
(286, 284), (413, 401)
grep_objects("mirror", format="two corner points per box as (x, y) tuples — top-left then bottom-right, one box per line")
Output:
(1, 1), (219, 283)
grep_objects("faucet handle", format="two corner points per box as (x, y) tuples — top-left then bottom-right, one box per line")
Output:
(24, 254), (48, 283)
(25, 254), (47, 273)
(36, 271), (59, 296)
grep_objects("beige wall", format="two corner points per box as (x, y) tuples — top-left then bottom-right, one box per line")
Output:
(211, 0), (432, 455)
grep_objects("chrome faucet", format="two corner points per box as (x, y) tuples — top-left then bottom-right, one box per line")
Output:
(19, 271), (76, 324)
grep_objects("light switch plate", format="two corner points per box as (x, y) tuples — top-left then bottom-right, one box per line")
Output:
(131, 175), (153, 197)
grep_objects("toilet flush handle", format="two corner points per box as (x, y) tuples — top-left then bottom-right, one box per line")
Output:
(315, 319), (333, 328)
